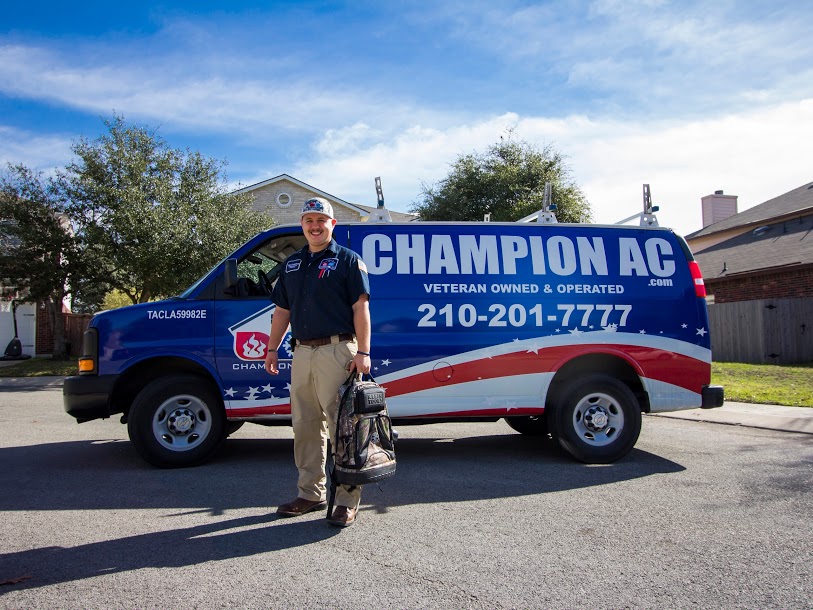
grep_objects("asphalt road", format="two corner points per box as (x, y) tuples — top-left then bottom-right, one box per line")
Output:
(1, 380), (812, 609)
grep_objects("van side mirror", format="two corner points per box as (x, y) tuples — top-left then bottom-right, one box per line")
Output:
(223, 258), (239, 295)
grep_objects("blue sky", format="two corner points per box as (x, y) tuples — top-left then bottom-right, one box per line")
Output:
(2, 0), (812, 236)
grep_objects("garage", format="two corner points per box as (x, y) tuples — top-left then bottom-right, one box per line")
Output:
(0, 300), (36, 358)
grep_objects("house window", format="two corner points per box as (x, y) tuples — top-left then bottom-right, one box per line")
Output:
(276, 192), (292, 208)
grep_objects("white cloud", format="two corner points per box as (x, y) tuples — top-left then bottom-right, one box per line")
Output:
(3, 4), (811, 241)
(9, 94), (806, 237)
(0, 126), (73, 173)
(0, 44), (442, 139)
(555, 99), (813, 235)
(294, 99), (813, 236)
(314, 123), (378, 157)
(294, 114), (523, 210)
(434, 1), (813, 113)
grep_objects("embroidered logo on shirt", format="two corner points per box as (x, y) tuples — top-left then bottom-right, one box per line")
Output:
(318, 257), (338, 278)
(286, 259), (302, 273)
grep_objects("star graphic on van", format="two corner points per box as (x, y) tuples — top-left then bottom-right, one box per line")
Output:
(262, 384), (273, 393)
(526, 342), (542, 354)
(381, 359), (391, 366)
(696, 327), (707, 337)
(246, 386), (260, 399)
(224, 387), (237, 397)
(568, 328), (583, 336)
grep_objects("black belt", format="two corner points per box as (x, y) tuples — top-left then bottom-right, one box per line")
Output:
(296, 333), (354, 347)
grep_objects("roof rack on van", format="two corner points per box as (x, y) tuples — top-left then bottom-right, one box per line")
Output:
(366, 176), (393, 223)
(517, 182), (558, 224)
(615, 184), (660, 227)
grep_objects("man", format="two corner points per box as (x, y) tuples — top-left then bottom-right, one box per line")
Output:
(264, 197), (372, 527)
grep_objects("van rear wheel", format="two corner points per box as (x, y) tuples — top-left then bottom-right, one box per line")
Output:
(550, 375), (641, 464)
(128, 375), (227, 468)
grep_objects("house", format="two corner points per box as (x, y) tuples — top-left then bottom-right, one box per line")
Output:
(686, 182), (813, 364)
(686, 182), (813, 304)
(1, 213), (75, 357)
(234, 174), (418, 224)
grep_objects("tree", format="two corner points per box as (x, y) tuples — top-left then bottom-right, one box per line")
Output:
(0, 164), (82, 357)
(64, 116), (272, 304)
(410, 133), (591, 223)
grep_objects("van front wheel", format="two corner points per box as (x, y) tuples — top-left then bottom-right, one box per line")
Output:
(128, 375), (227, 468)
(551, 375), (641, 464)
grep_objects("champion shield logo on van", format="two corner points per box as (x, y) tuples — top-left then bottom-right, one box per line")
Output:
(229, 304), (293, 361)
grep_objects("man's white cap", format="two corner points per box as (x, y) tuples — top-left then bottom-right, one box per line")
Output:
(301, 197), (334, 219)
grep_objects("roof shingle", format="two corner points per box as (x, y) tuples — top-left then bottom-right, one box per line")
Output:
(693, 212), (813, 280)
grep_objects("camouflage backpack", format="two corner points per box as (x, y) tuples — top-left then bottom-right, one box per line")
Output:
(328, 373), (396, 513)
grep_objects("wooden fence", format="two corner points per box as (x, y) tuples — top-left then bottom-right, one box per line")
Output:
(64, 313), (94, 357)
(708, 297), (813, 364)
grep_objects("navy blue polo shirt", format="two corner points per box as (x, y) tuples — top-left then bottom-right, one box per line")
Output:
(272, 239), (371, 341)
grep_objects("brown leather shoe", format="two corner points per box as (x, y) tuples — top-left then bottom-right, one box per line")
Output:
(276, 497), (327, 517)
(327, 505), (357, 527)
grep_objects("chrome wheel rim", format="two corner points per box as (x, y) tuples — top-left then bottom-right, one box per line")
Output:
(571, 392), (624, 447)
(151, 394), (212, 452)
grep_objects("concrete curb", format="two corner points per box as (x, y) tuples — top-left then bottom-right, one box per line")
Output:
(651, 402), (813, 435)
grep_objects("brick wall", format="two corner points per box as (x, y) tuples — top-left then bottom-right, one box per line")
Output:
(35, 301), (53, 355)
(247, 179), (363, 225)
(707, 267), (813, 303)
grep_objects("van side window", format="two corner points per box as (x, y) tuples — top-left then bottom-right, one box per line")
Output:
(231, 233), (307, 298)
(234, 252), (278, 297)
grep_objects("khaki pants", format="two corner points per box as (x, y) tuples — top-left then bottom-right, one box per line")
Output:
(290, 338), (361, 509)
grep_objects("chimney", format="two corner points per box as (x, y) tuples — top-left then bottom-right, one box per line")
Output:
(701, 190), (738, 227)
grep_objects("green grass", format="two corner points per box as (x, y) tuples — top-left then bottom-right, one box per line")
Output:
(0, 357), (78, 377)
(712, 361), (813, 407)
(2, 357), (811, 407)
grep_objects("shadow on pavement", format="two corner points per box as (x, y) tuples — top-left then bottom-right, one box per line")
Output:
(0, 432), (685, 513)
(0, 430), (685, 592)
(0, 513), (339, 593)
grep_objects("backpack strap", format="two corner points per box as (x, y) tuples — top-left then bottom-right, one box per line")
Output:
(346, 371), (379, 384)
(326, 440), (337, 518)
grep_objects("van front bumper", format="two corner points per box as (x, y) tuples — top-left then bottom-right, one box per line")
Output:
(701, 385), (725, 409)
(63, 374), (118, 422)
